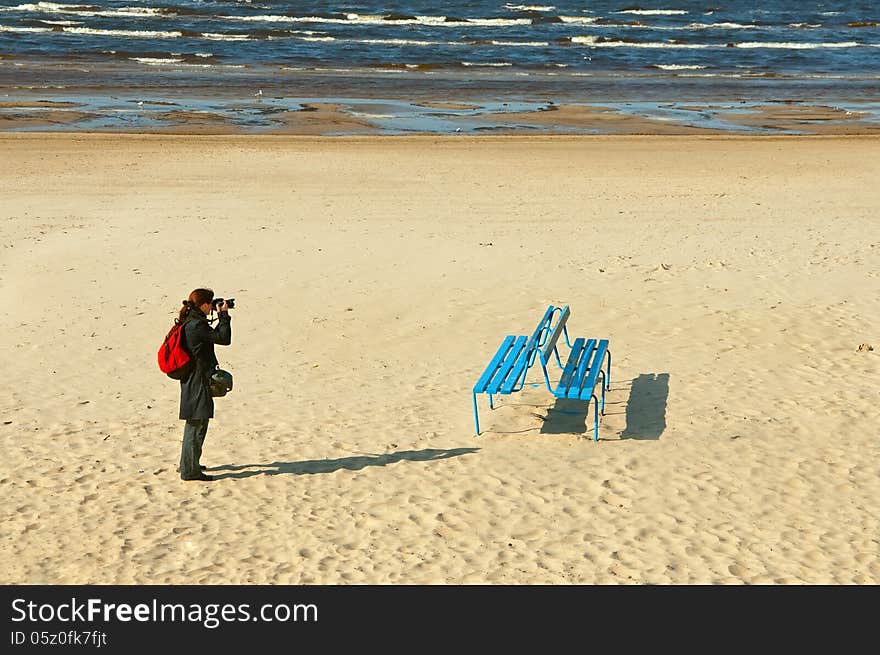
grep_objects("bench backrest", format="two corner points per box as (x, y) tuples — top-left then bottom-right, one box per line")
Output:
(497, 305), (556, 394)
(540, 305), (570, 366)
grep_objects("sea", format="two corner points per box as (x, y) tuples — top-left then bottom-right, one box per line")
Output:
(1, 1), (878, 133)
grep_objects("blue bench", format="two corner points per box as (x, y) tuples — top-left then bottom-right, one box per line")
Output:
(472, 305), (611, 440)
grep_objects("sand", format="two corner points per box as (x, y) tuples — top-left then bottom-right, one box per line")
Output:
(0, 133), (878, 584)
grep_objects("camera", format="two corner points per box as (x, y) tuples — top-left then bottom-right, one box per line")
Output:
(212, 297), (235, 310)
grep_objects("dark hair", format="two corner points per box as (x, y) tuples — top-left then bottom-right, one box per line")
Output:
(176, 288), (214, 325)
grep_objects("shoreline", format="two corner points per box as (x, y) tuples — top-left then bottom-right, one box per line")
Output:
(3, 97), (880, 136)
(3, 131), (880, 141)
(3, 63), (880, 136)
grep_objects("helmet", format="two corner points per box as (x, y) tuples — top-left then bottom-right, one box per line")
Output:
(209, 369), (233, 397)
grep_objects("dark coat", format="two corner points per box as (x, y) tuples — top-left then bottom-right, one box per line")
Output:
(179, 308), (231, 420)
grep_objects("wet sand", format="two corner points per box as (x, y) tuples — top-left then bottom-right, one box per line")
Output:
(2, 92), (879, 135)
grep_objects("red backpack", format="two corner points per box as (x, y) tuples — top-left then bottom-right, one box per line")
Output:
(158, 322), (193, 379)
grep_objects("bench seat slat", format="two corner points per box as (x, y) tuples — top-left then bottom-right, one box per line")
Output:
(577, 339), (609, 401)
(566, 338), (596, 399)
(554, 337), (584, 398)
(473, 335), (516, 394)
(486, 335), (528, 395)
(500, 346), (533, 394)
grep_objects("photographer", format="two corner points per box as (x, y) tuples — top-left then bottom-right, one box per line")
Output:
(176, 288), (232, 482)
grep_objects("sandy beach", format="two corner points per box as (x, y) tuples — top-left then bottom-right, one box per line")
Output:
(0, 133), (878, 584)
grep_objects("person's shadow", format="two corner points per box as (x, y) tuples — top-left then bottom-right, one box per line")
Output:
(208, 447), (479, 480)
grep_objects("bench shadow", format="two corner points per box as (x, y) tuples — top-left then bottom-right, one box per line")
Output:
(620, 373), (669, 440)
(540, 398), (591, 435)
(537, 374), (669, 439)
(208, 447), (480, 480)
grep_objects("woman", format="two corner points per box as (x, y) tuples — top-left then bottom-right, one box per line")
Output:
(176, 288), (231, 481)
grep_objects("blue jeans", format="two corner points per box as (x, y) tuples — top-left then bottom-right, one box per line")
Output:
(180, 419), (209, 479)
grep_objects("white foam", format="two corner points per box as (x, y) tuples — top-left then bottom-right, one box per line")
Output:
(789, 23), (822, 28)
(248, 14), (533, 27)
(503, 4), (555, 10)
(0, 3), (70, 11)
(63, 26), (182, 38)
(558, 16), (598, 24)
(354, 38), (443, 46)
(462, 62), (513, 66)
(653, 64), (708, 70)
(1, 3), (167, 18)
(616, 9), (689, 15)
(570, 36), (875, 50)
(0, 24), (52, 32)
(684, 22), (764, 29)
(298, 36), (336, 42)
(130, 57), (184, 65)
(571, 36), (708, 48)
(202, 33), (251, 41)
(490, 40), (550, 47)
(38, 19), (80, 25)
(734, 41), (866, 49)
(465, 18), (533, 26)
(221, 14), (304, 24)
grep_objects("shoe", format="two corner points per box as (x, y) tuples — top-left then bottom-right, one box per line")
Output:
(200, 465), (207, 471)
(182, 473), (214, 482)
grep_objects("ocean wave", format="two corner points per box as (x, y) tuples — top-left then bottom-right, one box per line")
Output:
(130, 56), (183, 65)
(63, 26), (182, 38)
(649, 63), (708, 70)
(489, 40), (550, 47)
(222, 13), (532, 27)
(0, 23), (53, 32)
(462, 61), (512, 66)
(571, 36), (708, 48)
(684, 22), (766, 29)
(0, 3), (171, 19)
(558, 16), (598, 25)
(354, 38), (444, 46)
(503, 4), (555, 10)
(201, 33), (251, 41)
(570, 36), (876, 50)
(615, 9), (689, 15)
(733, 41), (869, 49)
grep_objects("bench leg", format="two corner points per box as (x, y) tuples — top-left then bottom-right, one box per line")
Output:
(598, 371), (607, 414)
(473, 393), (481, 435)
(541, 364), (553, 392)
(488, 393), (494, 410)
(606, 351), (612, 390)
(591, 393), (599, 442)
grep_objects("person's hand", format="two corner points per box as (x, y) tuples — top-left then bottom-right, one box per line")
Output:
(218, 300), (229, 313)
